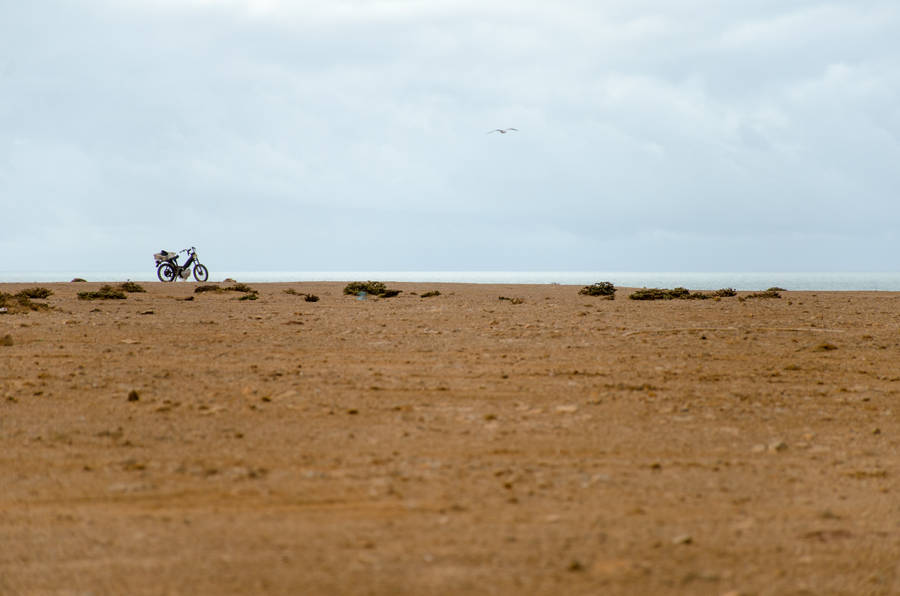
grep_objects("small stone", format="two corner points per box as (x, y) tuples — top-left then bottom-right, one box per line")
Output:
(555, 405), (578, 413)
(767, 440), (788, 453)
(127, 390), (140, 402)
(0, 334), (13, 346)
(873, 428), (881, 435)
(672, 534), (693, 545)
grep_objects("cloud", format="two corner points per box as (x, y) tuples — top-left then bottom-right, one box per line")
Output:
(2, 1), (899, 272)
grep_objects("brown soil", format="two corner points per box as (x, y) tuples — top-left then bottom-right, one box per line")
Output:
(1, 282), (899, 595)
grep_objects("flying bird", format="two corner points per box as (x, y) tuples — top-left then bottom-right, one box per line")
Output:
(487, 128), (519, 134)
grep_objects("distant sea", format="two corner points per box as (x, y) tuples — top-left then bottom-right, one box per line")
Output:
(3, 271), (900, 291)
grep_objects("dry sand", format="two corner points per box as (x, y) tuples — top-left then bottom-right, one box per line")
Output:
(1, 281), (899, 595)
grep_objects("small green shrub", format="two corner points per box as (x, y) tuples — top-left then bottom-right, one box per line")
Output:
(284, 288), (319, 302)
(195, 283), (256, 294)
(579, 282), (616, 298)
(0, 292), (50, 313)
(77, 285), (127, 300)
(746, 289), (781, 299)
(344, 281), (388, 296)
(70, 278), (87, 283)
(629, 288), (675, 301)
(499, 296), (524, 304)
(194, 285), (221, 293)
(17, 287), (53, 299)
(118, 281), (146, 293)
(767, 287), (787, 292)
(225, 283), (255, 293)
(238, 293), (258, 301)
(343, 281), (400, 298)
(420, 290), (441, 298)
(629, 287), (697, 300)
(629, 286), (740, 301)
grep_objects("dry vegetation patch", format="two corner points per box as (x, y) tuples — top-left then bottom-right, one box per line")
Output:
(0, 291), (52, 313)
(343, 281), (401, 298)
(629, 287), (738, 300)
(578, 281), (616, 298)
(77, 285), (127, 300)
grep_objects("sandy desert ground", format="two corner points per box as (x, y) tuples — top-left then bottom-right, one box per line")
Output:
(1, 280), (899, 595)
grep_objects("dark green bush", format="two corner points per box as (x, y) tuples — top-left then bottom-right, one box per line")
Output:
(284, 288), (320, 302)
(579, 282), (616, 298)
(0, 292), (50, 313)
(225, 283), (255, 293)
(343, 281), (400, 298)
(629, 287), (702, 300)
(746, 289), (781, 299)
(344, 281), (388, 296)
(194, 285), (221, 293)
(118, 281), (146, 293)
(77, 285), (126, 300)
(420, 290), (441, 298)
(17, 287), (53, 299)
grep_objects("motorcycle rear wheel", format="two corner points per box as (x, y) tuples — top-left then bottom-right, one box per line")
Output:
(193, 264), (209, 282)
(157, 262), (177, 282)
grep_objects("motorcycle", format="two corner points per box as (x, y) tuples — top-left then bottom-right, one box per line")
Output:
(154, 247), (209, 282)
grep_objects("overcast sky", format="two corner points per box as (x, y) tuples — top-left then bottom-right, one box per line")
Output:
(2, 0), (899, 273)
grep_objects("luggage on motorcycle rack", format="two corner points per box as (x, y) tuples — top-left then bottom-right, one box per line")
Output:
(154, 250), (177, 265)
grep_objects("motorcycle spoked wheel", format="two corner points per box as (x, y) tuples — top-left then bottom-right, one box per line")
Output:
(193, 264), (209, 282)
(157, 262), (177, 282)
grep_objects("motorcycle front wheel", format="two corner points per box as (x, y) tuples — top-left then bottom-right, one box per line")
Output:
(193, 264), (209, 282)
(157, 262), (177, 282)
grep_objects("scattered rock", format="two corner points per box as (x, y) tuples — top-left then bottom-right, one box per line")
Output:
(127, 390), (140, 402)
(813, 342), (838, 352)
(0, 334), (12, 346)
(767, 440), (788, 453)
(672, 534), (693, 545)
